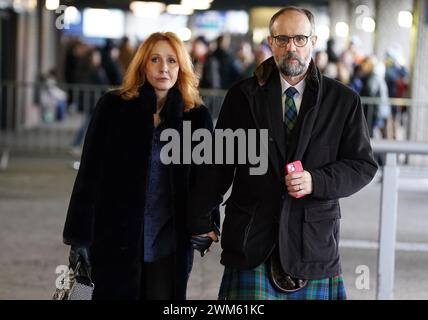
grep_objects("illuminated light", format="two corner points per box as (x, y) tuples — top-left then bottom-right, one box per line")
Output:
(64, 6), (81, 25)
(181, 0), (211, 11)
(26, 0), (37, 10)
(166, 4), (194, 15)
(83, 9), (125, 39)
(335, 22), (349, 38)
(398, 11), (413, 28)
(177, 27), (192, 41)
(13, 0), (36, 11)
(362, 17), (376, 33)
(253, 28), (269, 45)
(45, 0), (59, 10)
(130, 1), (166, 18)
(316, 25), (330, 40)
(12, 0), (24, 12)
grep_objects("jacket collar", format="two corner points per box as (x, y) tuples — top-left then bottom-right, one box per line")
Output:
(138, 81), (157, 114)
(138, 82), (184, 129)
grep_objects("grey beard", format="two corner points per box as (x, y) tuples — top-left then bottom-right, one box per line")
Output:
(275, 53), (310, 77)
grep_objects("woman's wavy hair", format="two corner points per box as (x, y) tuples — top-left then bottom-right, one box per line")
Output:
(119, 32), (202, 111)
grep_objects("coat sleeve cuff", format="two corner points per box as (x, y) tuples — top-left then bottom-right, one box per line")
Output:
(307, 169), (326, 199)
(187, 215), (216, 236)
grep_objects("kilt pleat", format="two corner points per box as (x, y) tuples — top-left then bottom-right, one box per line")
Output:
(218, 262), (346, 300)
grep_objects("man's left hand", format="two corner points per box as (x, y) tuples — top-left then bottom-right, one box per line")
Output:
(285, 170), (313, 198)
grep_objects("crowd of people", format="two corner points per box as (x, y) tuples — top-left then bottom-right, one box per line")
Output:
(42, 29), (409, 148)
(59, 34), (273, 152)
(61, 33), (273, 92)
(314, 38), (409, 140)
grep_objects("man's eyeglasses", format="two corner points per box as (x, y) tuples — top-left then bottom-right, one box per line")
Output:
(272, 35), (312, 48)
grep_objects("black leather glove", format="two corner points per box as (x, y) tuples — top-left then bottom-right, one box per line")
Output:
(191, 223), (220, 257)
(69, 245), (91, 275)
(191, 236), (213, 257)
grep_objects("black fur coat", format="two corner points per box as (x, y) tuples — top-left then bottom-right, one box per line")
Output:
(63, 83), (217, 299)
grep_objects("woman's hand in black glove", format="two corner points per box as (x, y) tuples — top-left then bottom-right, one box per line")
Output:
(69, 245), (91, 274)
(191, 225), (220, 257)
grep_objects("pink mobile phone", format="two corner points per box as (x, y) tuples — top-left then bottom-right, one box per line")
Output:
(285, 160), (303, 174)
(285, 160), (305, 198)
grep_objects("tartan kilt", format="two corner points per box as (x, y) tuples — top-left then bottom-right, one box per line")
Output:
(218, 261), (346, 300)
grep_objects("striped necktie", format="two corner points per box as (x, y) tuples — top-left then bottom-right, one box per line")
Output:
(284, 87), (298, 135)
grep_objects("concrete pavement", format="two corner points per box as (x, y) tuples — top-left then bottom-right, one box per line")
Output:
(0, 155), (427, 300)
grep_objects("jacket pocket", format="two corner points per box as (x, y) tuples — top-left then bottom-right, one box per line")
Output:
(221, 198), (257, 254)
(302, 201), (341, 262)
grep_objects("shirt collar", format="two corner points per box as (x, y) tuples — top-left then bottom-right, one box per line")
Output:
(280, 74), (306, 96)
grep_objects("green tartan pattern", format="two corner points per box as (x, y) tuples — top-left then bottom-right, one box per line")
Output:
(218, 261), (346, 300)
(284, 87), (298, 134)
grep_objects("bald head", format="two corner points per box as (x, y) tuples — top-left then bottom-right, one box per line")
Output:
(269, 7), (315, 36)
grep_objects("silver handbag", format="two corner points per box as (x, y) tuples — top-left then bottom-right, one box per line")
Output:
(53, 261), (94, 300)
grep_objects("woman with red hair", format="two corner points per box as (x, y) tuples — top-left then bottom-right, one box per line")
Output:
(62, 32), (218, 300)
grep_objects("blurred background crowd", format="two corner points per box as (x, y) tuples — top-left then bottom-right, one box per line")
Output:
(2, 0), (425, 157)
(59, 32), (409, 141)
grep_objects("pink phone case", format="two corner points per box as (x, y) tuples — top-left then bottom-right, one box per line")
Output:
(285, 160), (303, 174)
(285, 160), (305, 198)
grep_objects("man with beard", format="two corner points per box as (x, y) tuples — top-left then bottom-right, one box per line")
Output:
(187, 7), (377, 300)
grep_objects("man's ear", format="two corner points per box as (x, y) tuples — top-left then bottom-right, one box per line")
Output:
(311, 35), (318, 47)
(267, 36), (274, 50)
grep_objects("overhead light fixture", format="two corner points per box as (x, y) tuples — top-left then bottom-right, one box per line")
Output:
(177, 27), (192, 41)
(64, 6), (81, 25)
(335, 22), (349, 38)
(253, 28), (269, 45)
(362, 17), (376, 33)
(181, 0), (211, 11)
(316, 25), (330, 40)
(166, 4), (194, 15)
(13, 0), (36, 11)
(130, 1), (166, 18)
(398, 11), (413, 28)
(45, 0), (59, 11)
(26, 0), (36, 10)
(12, 0), (25, 12)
